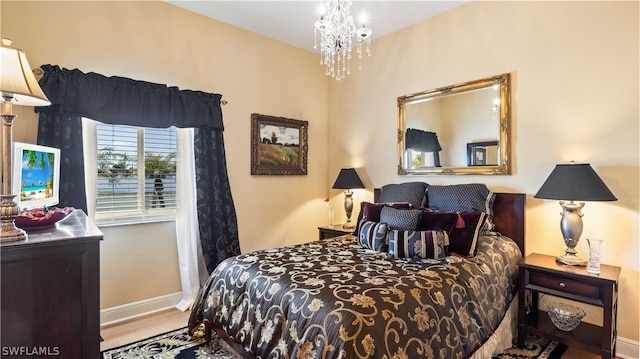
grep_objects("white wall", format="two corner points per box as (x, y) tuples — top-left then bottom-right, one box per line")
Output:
(328, 1), (639, 344)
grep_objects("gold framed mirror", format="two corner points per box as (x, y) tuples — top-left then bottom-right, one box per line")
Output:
(398, 73), (511, 175)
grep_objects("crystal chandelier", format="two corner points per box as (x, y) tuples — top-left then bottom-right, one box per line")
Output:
(314, 0), (372, 80)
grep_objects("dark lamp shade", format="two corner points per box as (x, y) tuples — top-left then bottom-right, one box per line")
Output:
(332, 168), (365, 190)
(534, 163), (617, 202)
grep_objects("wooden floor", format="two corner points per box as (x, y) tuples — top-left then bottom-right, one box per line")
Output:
(100, 309), (610, 358)
(101, 309), (191, 351)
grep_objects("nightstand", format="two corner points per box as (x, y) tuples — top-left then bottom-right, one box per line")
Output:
(318, 225), (355, 240)
(518, 253), (621, 359)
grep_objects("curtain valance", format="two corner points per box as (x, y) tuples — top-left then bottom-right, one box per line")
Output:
(36, 64), (223, 129)
(405, 128), (442, 152)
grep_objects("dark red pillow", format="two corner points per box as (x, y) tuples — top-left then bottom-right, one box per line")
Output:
(417, 210), (459, 233)
(448, 211), (486, 257)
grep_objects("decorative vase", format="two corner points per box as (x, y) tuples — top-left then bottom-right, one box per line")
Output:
(586, 238), (603, 274)
(327, 208), (335, 228)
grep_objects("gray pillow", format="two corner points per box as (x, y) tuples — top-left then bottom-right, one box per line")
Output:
(378, 182), (427, 208)
(426, 183), (496, 233)
(380, 206), (421, 231)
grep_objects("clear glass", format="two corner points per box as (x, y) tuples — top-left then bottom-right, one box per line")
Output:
(586, 238), (604, 274)
(328, 209), (335, 228)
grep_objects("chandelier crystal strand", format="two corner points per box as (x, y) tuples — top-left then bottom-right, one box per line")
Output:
(356, 24), (372, 70)
(314, 0), (371, 80)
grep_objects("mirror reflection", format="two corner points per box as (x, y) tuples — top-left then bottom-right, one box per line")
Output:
(398, 73), (511, 175)
(467, 141), (499, 166)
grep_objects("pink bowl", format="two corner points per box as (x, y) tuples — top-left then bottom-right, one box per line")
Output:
(15, 207), (75, 229)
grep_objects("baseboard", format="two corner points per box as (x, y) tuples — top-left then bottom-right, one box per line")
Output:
(617, 336), (640, 359)
(100, 292), (183, 327)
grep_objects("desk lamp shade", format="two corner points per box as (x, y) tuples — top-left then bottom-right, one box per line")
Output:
(1, 39), (50, 106)
(332, 168), (365, 229)
(1, 39), (51, 242)
(534, 163), (616, 265)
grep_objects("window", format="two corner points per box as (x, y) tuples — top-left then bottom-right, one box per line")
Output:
(406, 149), (436, 168)
(94, 122), (177, 223)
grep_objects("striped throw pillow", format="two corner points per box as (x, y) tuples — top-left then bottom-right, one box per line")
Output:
(388, 230), (449, 259)
(358, 221), (388, 251)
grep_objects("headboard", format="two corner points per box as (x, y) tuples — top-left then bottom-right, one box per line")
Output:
(373, 189), (525, 255)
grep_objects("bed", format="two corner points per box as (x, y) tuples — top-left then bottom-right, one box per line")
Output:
(189, 183), (525, 358)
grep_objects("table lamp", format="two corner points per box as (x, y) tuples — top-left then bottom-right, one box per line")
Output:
(1, 39), (51, 242)
(332, 168), (365, 229)
(534, 162), (617, 265)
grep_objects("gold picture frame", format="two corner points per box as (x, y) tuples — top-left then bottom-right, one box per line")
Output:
(251, 113), (308, 175)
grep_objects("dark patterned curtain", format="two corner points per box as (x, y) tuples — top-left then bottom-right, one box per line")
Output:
(37, 109), (87, 211)
(36, 64), (239, 271)
(194, 128), (240, 272)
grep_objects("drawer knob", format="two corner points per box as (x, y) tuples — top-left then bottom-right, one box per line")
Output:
(559, 282), (566, 288)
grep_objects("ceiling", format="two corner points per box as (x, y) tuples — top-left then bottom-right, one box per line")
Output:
(163, 1), (468, 53)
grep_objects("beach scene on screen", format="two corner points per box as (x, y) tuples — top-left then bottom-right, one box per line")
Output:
(19, 149), (55, 202)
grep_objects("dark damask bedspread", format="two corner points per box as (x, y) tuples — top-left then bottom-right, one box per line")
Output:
(189, 235), (522, 359)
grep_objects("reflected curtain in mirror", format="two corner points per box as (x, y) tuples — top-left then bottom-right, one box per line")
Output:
(405, 128), (442, 167)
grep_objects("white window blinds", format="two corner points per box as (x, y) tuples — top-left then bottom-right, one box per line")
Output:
(95, 122), (177, 219)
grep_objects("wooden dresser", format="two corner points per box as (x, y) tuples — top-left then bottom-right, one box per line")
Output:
(1, 210), (103, 358)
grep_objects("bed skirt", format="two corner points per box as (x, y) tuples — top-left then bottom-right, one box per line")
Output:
(469, 297), (518, 358)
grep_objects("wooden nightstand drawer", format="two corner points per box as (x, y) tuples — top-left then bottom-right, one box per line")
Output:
(529, 272), (600, 299)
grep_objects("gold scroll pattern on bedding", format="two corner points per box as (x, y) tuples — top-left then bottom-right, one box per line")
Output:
(189, 235), (522, 359)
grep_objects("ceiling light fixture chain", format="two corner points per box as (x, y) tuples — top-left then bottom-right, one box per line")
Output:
(314, 0), (372, 81)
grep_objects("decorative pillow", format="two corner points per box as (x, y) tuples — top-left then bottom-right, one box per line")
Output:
(378, 182), (427, 208)
(426, 184), (496, 233)
(448, 211), (486, 257)
(388, 230), (449, 259)
(354, 202), (413, 237)
(360, 202), (413, 223)
(358, 221), (388, 251)
(380, 206), (421, 231)
(417, 209), (460, 233)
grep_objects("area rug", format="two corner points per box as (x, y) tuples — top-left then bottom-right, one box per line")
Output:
(102, 326), (565, 359)
(492, 334), (567, 359)
(101, 325), (242, 359)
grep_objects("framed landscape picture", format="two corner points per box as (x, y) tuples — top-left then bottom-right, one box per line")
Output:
(251, 113), (308, 175)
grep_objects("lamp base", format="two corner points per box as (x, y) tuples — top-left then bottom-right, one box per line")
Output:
(556, 201), (586, 266)
(342, 190), (355, 230)
(556, 253), (587, 266)
(0, 226), (27, 243)
(343, 222), (355, 230)
(0, 195), (26, 242)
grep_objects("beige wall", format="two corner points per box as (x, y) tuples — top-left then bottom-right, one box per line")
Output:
(2, 0), (638, 344)
(1, 1), (330, 308)
(328, 1), (639, 343)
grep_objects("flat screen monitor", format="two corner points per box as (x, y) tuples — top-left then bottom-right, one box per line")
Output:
(12, 142), (61, 210)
